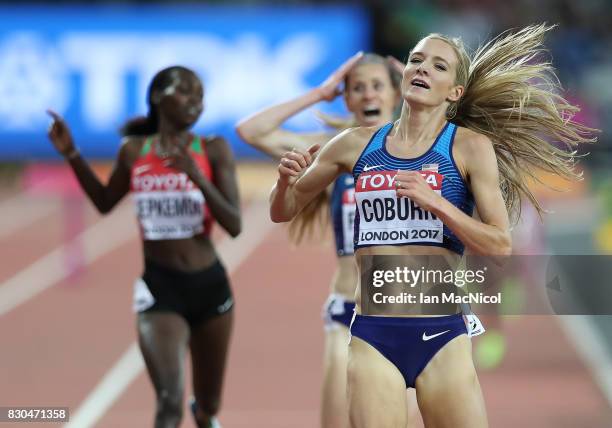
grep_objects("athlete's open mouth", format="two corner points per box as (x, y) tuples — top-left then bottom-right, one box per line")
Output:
(411, 78), (430, 89)
(363, 107), (381, 117)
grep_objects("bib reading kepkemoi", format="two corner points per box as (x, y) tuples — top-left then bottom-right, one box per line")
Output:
(132, 172), (205, 240)
(130, 135), (215, 241)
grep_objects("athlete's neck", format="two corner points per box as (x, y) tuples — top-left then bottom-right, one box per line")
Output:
(395, 102), (447, 146)
(156, 121), (192, 153)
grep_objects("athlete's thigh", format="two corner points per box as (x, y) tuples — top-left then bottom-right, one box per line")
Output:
(189, 310), (234, 403)
(322, 326), (350, 427)
(324, 325), (350, 376)
(406, 388), (422, 427)
(137, 311), (191, 392)
(347, 336), (408, 428)
(416, 335), (488, 428)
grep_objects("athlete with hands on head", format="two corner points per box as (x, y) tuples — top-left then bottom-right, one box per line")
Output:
(238, 52), (422, 427)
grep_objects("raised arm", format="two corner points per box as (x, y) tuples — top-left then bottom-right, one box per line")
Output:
(269, 128), (356, 222)
(47, 110), (133, 214)
(235, 52), (364, 158)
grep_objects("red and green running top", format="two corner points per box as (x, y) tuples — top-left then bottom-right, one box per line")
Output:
(130, 135), (214, 240)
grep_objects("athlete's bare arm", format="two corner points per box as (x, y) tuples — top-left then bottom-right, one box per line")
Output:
(235, 90), (331, 159)
(166, 136), (241, 237)
(236, 52), (364, 159)
(269, 127), (367, 222)
(436, 130), (511, 255)
(47, 110), (140, 214)
(394, 129), (511, 255)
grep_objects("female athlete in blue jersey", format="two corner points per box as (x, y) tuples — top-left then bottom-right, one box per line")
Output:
(237, 53), (423, 427)
(269, 25), (596, 427)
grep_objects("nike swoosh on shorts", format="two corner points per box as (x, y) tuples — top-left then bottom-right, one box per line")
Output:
(422, 329), (451, 341)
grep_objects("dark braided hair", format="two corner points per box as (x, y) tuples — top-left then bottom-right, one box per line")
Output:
(120, 66), (197, 137)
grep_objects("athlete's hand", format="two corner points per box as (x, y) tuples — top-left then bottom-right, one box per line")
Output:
(46, 109), (78, 158)
(386, 55), (406, 75)
(163, 142), (203, 182)
(277, 144), (320, 186)
(395, 171), (442, 213)
(317, 51), (364, 102)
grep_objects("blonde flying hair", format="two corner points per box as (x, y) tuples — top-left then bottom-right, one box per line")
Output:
(288, 53), (402, 244)
(427, 24), (597, 222)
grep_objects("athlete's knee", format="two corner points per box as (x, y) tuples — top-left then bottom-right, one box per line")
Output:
(155, 389), (183, 425)
(191, 396), (222, 428)
(194, 395), (221, 417)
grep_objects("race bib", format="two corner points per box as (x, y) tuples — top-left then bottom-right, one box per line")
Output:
(355, 170), (443, 246)
(341, 187), (356, 254)
(132, 171), (206, 240)
(133, 190), (205, 240)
